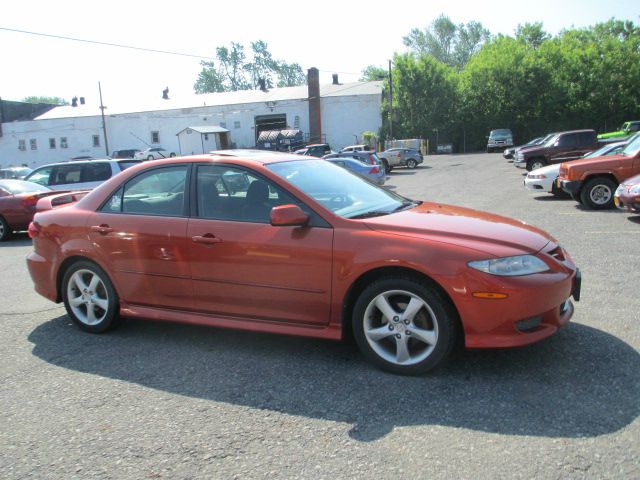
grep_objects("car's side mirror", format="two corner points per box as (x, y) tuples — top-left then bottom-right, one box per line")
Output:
(271, 204), (309, 227)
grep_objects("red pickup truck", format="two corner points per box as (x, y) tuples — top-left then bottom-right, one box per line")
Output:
(558, 133), (640, 209)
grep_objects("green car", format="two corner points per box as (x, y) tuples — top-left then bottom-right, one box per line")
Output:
(598, 121), (640, 140)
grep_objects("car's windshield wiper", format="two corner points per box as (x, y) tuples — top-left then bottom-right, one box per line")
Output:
(392, 200), (418, 212)
(348, 210), (392, 219)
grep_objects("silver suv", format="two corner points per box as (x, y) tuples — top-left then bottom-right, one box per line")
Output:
(487, 129), (514, 153)
(25, 159), (141, 191)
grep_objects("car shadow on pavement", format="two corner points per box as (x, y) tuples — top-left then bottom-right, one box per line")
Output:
(532, 195), (571, 202)
(627, 215), (640, 224)
(0, 233), (31, 247)
(29, 316), (639, 442)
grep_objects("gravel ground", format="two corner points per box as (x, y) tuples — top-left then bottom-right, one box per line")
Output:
(0, 152), (638, 479)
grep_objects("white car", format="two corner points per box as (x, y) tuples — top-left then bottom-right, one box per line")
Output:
(25, 159), (140, 191)
(134, 147), (176, 160)
(524, 164), (563, 195)
(524, 141), (627, 195)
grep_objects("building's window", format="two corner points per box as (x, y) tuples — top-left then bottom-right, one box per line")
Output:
(30, 139), (37, 150)
(60, 137), (68, 148)
(294, 115), (300, 129)
(219, 122), (226, 129)
(203, 134), (209, 141)
(234, 121), (241, 129)
(93, 135), (100, 147)
(18, 140), (26, 151)
(151, 131), (160, 143)
(49, 138), (56, 149)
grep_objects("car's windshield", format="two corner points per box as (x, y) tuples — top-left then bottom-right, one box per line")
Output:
(621, 132), (640, 157)
(490, 129), (511, 137)
(267, 159), (410, 219)
(584, 143), (622, 159)
(543, 134), (559, 147)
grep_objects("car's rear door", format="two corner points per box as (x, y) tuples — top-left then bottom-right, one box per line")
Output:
(87, 164), (193, 310)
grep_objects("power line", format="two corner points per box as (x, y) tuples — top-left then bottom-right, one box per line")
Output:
(0, 26), (365, 76)
(0, 26), (215, 60)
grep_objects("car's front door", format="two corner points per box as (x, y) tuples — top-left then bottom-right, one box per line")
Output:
(187, 164), (333, 326)
(87, 164), (193, 310)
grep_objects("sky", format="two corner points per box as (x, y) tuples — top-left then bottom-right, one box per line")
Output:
(0, 0), (638, 106)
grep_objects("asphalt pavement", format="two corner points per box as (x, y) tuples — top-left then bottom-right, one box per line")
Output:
(0, 153), (638, 479)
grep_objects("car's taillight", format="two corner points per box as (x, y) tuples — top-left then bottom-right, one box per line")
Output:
(368, 154), (376, 165)
(369, 166), (379, 174)
(28, 222), (40, 238)
(22, 195), (39, 208)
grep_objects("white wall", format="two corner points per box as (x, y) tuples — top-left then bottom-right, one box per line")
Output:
(0, 93), (381, 168)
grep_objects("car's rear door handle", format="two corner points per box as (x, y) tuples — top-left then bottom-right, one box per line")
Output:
(91, 224), (113, 235)
(192, 234), (223, 245)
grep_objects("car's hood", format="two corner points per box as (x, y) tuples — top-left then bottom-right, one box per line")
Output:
(621, 173), (640, 186)
(528, 163), (560, 175)
(518, 145), (548, 156)
(566, 153), (628, 170)
(363, 202), (552, 256)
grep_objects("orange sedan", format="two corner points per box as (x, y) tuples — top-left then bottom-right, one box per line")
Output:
(27, 152), (581, 375)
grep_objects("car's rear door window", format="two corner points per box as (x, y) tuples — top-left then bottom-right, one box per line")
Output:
(102, 166), (188, 216)
(50, 164), (82, 186)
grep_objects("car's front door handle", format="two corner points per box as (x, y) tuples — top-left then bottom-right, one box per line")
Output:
(192, 234), (223, 245)
(91, 224), (113, 235)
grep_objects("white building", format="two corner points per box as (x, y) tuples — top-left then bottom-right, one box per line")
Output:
(0, 70), (383, 168)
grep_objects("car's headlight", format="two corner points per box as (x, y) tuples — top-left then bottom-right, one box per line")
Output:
(468, 255), (550, 276)
(527, 173), (546, 179)
(629, 184), (640, 194)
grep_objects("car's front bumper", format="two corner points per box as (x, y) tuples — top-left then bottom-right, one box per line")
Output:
(560, 179), (582, 195)
(447, 260), (580, 349)
(524, 175), (555, 193)
(615, 191), (640, 213)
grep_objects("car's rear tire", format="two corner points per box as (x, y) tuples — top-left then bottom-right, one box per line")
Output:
(352, 277), (457, 375)
(0, 216), (12, 242)
(527, 158), (546, 171)
(406, 159), (417, 169)
(382, 159), (390, 173)
(62, 261), (121, 333)
(147, 155), (154, 160)
(169, 152), (176, 157)
(580, 177), (617, 210)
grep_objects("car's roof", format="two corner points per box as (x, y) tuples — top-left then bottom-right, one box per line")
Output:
(30, 158), (126, 169)
(207, 149), (303, 164)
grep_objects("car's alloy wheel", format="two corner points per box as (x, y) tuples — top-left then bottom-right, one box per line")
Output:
(0, 216), (11, 241)
(407, 159), (417, 169)
(353, 278), (457, 375)
(580, 177), (616, 209)
(527, 159), (546, 171)
(147, 155), (154, 160)
(62, 261), (121, 333)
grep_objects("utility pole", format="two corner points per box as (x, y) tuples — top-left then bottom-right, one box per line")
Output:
(98, 82), (109, 156)
(388, 59), (393, 141)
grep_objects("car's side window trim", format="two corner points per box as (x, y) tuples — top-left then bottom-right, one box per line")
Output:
(98, 163), (192, 217)
(190, 162), (331, 228)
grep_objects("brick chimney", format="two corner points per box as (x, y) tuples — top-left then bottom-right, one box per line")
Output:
(307, 67), (321, 144)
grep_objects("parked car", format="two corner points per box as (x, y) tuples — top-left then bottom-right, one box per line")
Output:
(324, 157), (386, 185)
(0, 180), (61, 241)
(503, 137), (544, 160)
(25, 159), (141, 191)
(0, 166), (33, 179)
(614, 173), (640, 214)
(514, 129), (599, 171)
(294, 144), (333, 157)
(559, 132), (640, 209)
(487, 129), (514, 153)
(134, 147), (176, 160)
(524, 141), (627, 196)
(598, 120), (640, 141)
(27, 152), (580, 375)
(340, 144), (372, 153)
(323, 150), (383, 167)
(112, 149), (141, 159)
(378, 148), (423, 171)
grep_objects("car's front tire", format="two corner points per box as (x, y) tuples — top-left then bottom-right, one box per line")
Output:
(352, 277), (457, 375)
(0, 216), (12, 242)
(62, 261), (121, 333)
(580, 177), (617, 209)
(147, 155), (154, 161)
(527, 158), (546, 171)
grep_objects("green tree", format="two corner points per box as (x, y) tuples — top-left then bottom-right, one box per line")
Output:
(193, 61), (226, 93)
(403, 14), (490, 69)
(22, 96), (68, 105)
(360, 65), (387, 81)
(216, 42), (250, 91)
(515, 22), (550, 49)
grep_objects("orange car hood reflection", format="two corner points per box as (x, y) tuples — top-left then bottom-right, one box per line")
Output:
(363, 202), (552, 254)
